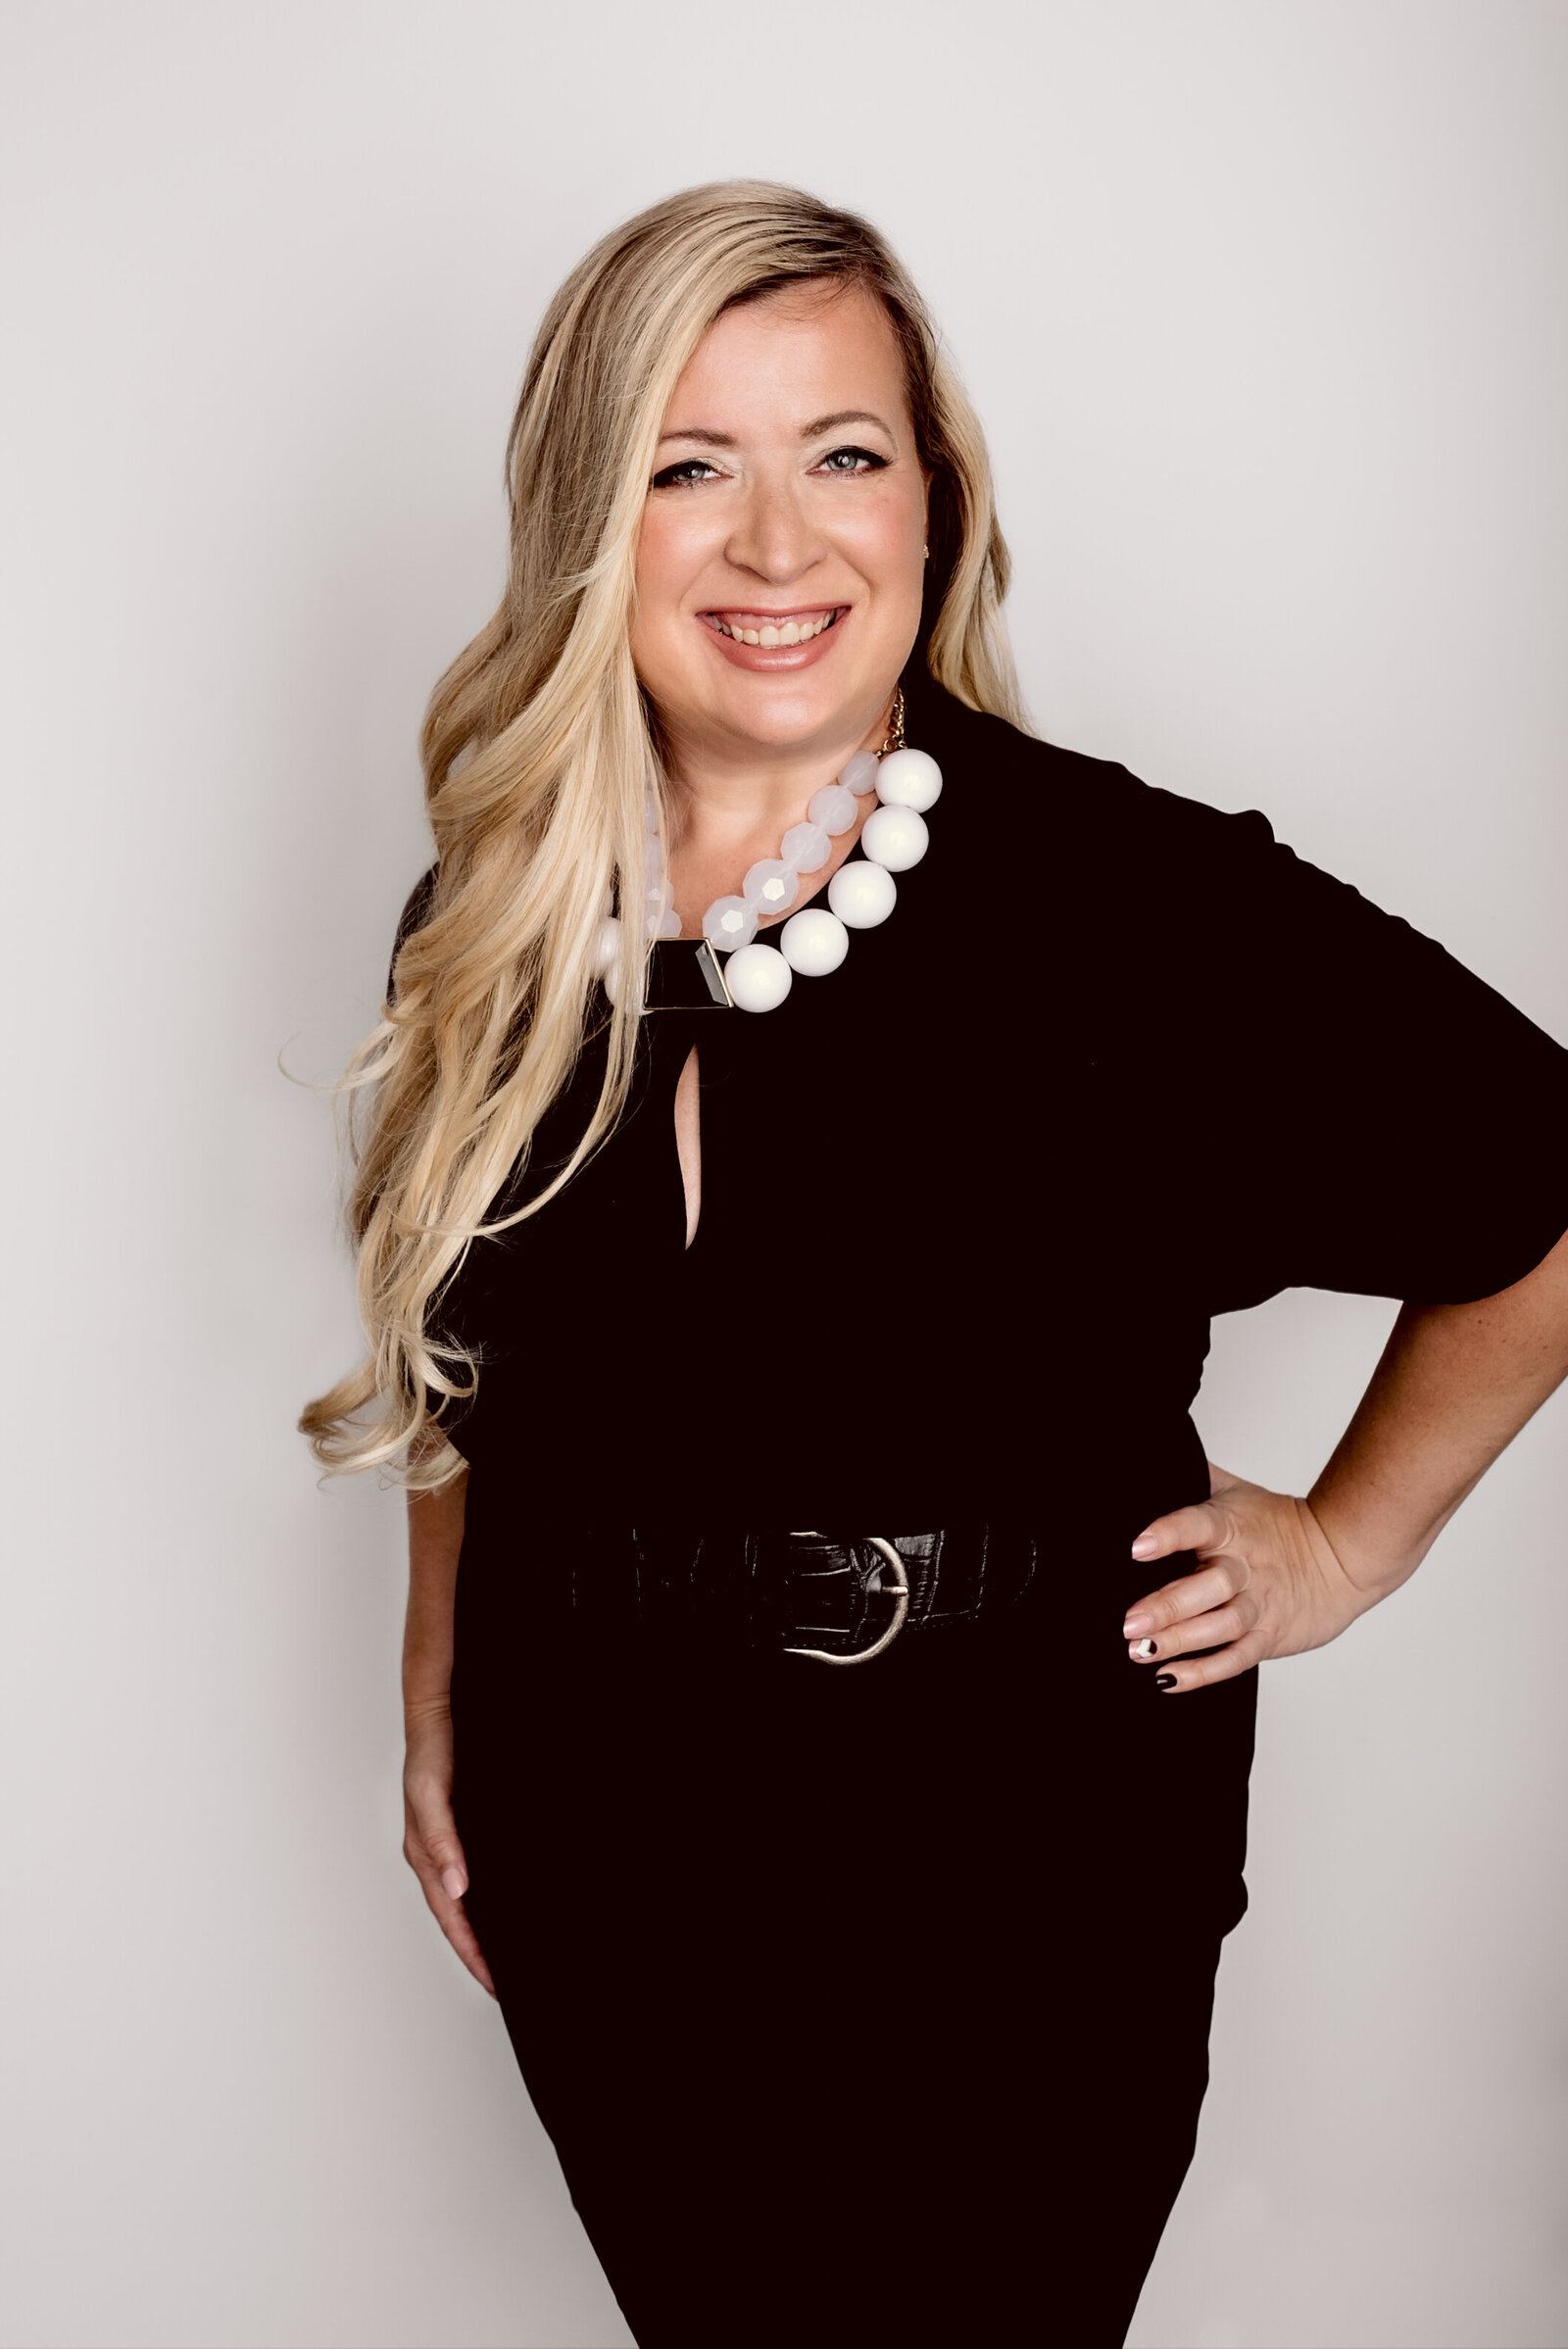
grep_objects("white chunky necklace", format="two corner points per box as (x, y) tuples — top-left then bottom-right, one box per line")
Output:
(602, 689), (943, 1015)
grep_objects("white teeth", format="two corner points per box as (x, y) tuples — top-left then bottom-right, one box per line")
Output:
(712, 609), (838, 644)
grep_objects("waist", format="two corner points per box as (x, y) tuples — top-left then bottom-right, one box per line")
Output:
(455, 1523), (1039, 1665)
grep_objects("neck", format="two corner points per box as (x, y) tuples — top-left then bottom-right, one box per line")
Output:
(660, 689), (897, 856)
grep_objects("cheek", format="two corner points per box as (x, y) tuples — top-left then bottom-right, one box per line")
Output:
(635, 500), (722, 616)
(836, 486), (927, 596)
(632, 518), (683, 631)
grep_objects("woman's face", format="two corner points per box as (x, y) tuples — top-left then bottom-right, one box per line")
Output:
(630, 281), (929, 769)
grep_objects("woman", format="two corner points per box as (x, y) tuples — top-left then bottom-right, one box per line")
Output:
(303, 183), (1568, 2346)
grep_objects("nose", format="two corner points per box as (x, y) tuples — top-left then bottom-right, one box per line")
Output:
(724, 471), (824, 586)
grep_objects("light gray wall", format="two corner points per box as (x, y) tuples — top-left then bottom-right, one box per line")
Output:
(4, 5), (1564, 2344)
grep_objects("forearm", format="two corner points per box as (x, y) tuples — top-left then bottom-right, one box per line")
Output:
(403, 1470), (468, 1721)
(1306, 1226), (1568, 1594)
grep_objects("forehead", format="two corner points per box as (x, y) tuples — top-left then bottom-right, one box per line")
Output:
(663, 281), (909, 429)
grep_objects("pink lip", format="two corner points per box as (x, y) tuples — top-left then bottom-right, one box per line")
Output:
(698, 605), (849, 672)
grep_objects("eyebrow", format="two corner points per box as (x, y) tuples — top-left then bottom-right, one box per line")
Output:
(656, 410), (896, 448)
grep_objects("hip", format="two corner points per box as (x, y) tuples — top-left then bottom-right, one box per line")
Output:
(450, 1514), (1259, 1934)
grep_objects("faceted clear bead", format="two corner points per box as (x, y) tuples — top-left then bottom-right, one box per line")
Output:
(779, 906), (849, 975)
(780, 820), (832, 873)
(808, 782), (858, 835)
(656, 905), (682, 939)
(827, 860), (897, 928)
(860, 804), (929, 872)
(703, 896), (758, 951)
(644, 875), (672, 925)
(839, 749), (880, 796)
(723, 941), (794, 1012)
(873, 747), (943, 811)
(742, 858), (800, 915)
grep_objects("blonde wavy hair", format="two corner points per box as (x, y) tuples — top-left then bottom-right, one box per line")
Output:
(301, 179), (1023, 1487)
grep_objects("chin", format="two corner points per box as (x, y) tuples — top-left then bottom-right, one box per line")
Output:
(715, 643), (900, 732)
(720, 671), (843, 724)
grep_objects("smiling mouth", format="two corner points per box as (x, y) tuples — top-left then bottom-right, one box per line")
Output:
(701, 606), (845, 648)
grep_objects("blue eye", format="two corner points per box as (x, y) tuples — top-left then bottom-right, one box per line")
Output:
(817, 446), (886, 475)
(651, 459), (721, 489)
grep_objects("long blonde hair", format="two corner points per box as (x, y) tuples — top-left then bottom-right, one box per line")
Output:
(301, 180), (1023, 1486)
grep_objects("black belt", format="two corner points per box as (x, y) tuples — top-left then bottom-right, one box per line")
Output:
(563, 1527), (1040, 1665)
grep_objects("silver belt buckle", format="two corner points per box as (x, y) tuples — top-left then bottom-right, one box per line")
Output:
(783, 1534), (910, 1667)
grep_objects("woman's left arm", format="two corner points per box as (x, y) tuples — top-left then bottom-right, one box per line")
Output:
(1122, 1227), (1568, 1690)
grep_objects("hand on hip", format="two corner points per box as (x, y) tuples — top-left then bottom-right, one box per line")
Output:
(1120, 1465), (1376, 1694)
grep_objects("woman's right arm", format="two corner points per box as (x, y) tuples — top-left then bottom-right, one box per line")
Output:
(403, 1467), (496, 1996)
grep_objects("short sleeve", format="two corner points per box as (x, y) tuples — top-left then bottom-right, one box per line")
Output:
(386, 863), (437, 1003)
(1149, 798), (1568, 1312)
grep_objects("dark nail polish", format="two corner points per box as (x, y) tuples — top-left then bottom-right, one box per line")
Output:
(1154, 1672), (1177, 1691)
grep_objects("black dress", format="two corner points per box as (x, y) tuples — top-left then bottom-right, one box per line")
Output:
(419, 666), (1568, 2347)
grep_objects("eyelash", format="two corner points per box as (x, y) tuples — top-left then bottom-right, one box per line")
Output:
(650, 445), (889, 490)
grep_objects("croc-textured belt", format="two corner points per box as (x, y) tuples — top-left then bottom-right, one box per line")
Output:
(562, 1527), (1040, 1664)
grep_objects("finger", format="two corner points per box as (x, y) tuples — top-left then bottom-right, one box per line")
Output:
(406, 1773), (468, 1891)
(405, 1841), (498, 1997)
(405, 1820), (473, 1912)
(1127, 1597), (1258, 1664)
(439, 1903), (497, 1999)
(1123, 1556), (1250, 1638)
(1150, 1627), (1269, 1695)
(426, 1825), (469, 1905)
(1130, 1500), (1235, 1566)
(404, 1793), (498, 1997)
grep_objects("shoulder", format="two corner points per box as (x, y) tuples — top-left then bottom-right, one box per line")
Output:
(910, 672), (1279, 890)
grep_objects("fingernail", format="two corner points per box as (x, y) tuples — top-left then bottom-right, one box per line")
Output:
(1154, 1673), (1178, 1692)
(1131, 1638), (1158, 1660)
(1122, 1611), (1152, 1636)
(1130, 1535), (1159, 1560)
(441, 1866), (467, 1900)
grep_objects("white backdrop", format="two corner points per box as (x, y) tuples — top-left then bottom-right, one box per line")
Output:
(4, 5), (1565, 2344)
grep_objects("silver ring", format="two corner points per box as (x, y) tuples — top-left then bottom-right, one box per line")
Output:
(784, 1535), (910, 1667)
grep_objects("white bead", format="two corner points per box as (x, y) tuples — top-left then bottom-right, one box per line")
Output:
(656, 906), (682, 939)
(780, 820), (831, 873)
(808, 782), (858, 836)
(779, 906), (849, 976)
(874, 747), (943, 811)
(595, 915), (622, 972)
(743, 858), (800, 914)
(703, 896), (758, 951)
(827, 859), (897, 928)
(723, 941), (793, 1012)
(839, 749), (880, 796)
(860, 803), (928, 872)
